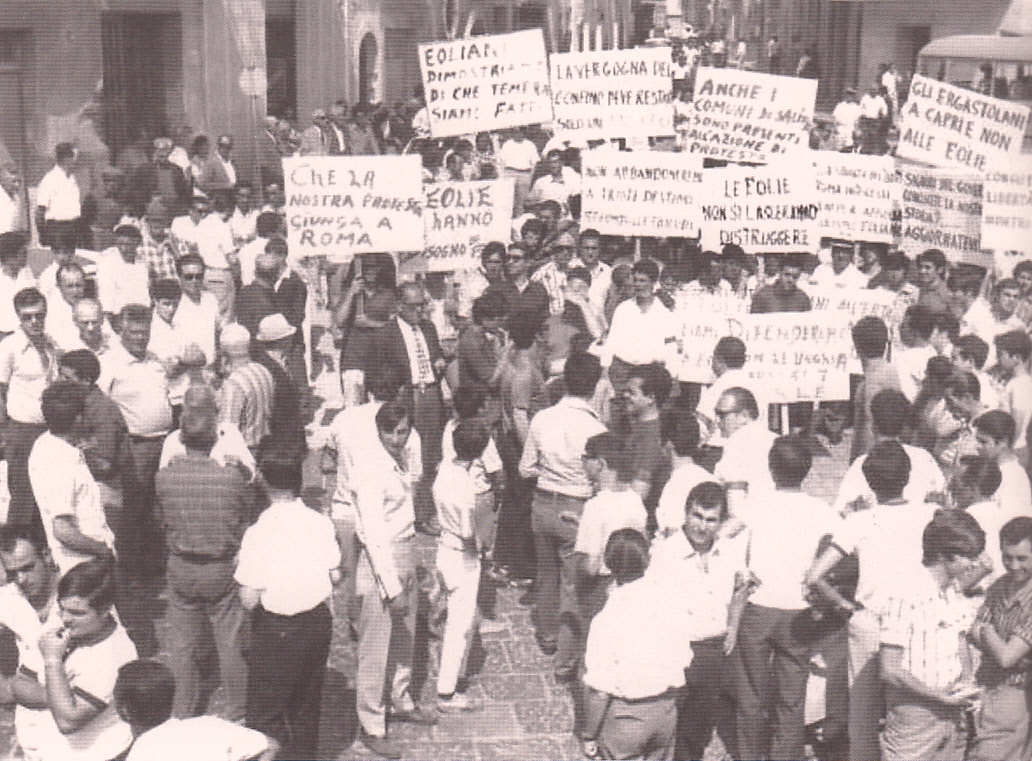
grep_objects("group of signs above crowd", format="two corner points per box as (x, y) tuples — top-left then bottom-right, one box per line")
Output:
(280, 29), (1031, 402)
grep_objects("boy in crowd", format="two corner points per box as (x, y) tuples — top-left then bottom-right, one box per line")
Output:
(850, 316), (901, 462)
(433, 420), (492, 712)
(834, 389), (945, 514)
(655, 408), (711, 537)
(952, 334), (1001, 411)
(623, 362), (672, 521)
(973, 410), (1032, 518)
(967, 516), (1032, 761)
(879, 511), (986, 761)
(993, 329), (1032, 466)
(563, 432), (646, 683)
(235, 453), (341, 759)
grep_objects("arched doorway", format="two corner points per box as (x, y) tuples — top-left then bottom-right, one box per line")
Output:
(358, 32), (378, 105)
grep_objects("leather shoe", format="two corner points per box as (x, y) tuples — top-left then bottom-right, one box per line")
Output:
(358, 730), (401, 759)
(391, 705), (438, 725)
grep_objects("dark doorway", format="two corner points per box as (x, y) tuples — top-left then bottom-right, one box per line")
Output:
(358, 32), (378, 106)
(101, 13), (180, 156)
(267, 14), (297, 120)
(0, 31), (29, 184)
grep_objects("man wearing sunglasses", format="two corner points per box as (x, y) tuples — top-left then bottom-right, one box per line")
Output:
(0, 287), (60, 532)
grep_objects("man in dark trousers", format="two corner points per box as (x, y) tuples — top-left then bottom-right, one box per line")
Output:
(368, 282), (447, 534)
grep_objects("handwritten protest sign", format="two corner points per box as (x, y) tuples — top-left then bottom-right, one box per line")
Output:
(682, 67), (816, 164)
(897, 75), (1030, 171)
(897, 160), (986, 265)
(550, 48), (673, 138)
(673, 293), (749, 382)
(982, 157), (1032, 259)
(699, 161), (820, 252)
(677, 311), (852, 401)
(422, 179), (514, 272)
(580, 149), (704, 236)
(283, 156), (423, 264)
(419, 30), (552, 138)
(813, 152), (899, 243)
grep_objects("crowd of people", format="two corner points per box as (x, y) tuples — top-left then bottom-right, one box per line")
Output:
(0, 46), (1030, 761)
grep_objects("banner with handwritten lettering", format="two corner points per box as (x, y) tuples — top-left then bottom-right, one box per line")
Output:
(699, 161), (820, 252)
(419, 30), (553, 138)
(682, 67), (817, 164)
(677, 311), (852, 401)
(982, 157), (1032, 259)
(897, 75), (1030, 172)
(550, 48), (673, 138)
(580, 149), (705, 236)
(422, 179), (514, 272)
(813, 152), (900, 243)
(283, 156), (423, 264)
(897, 160), (986, 266)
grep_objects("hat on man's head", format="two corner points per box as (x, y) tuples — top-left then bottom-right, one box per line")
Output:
(256, 313), (296, 342)
(221, 323), (252, 350)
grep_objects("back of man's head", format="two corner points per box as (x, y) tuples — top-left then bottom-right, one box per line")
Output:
(714, 336), (747, 369)
(366, 363), (404, 403)
(661, 407), (700, 457)
(903, 304), (935, 341)
(58, 349), (102, 385)
(453, 419), (489, 462)
(179, 408), (218, 453)
(563, 351), (602, 398)
(852, 316), (889, 359)
(921, 509), (985, 566)
(41, 381), (87, 435)
(954, 334), (989, 370)
(768, 436), (812, 488)
(259, 451), (303, 495)
(114, 660), (175, 732)
(507, 310), (543, 350)
(973, 410), (1016, 446)
(452, 385), (487, 420)
(722, 387), (760, 420)
(861, 440), (911, 501)
(628, 362), (672, 408)
(870, 389), (909, 439)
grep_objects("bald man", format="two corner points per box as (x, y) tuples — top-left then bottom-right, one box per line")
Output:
(220, 324), (274, 456)
(235, 246), (282, 339)
(368, 282), (447, 532)
(159, 384), (256, 479)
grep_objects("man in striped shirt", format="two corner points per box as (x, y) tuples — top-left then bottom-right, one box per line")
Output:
(879, 510), (986, 761)
(219, 324), (273, 457)
(968, 516), (1032, 761)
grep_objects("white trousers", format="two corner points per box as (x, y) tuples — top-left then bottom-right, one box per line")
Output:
(435, 543), (481, 695)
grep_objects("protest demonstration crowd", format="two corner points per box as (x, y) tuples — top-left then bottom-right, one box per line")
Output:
(0, 19), (1031, 761)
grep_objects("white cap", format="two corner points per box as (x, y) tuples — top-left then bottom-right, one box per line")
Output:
(255, 313), (296, 342)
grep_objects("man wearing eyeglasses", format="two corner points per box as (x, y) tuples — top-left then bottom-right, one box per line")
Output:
(0, 287), (60, 531)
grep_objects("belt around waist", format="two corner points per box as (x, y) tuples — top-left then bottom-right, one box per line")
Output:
(611, 687), (680, 704)
(172, 550), (235, 564)
(130, 432), (168, 442)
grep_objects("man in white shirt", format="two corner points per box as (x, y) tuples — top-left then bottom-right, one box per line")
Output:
(696, 336), (766, 442)
(831, 88), (861, 149)
(499, 127), (540, 215)
(834, 389), (945, 514)
(29, 381), (114, 574)
(647, 481), (747, 759)
(993, 330), (1032, 464)
(35, 143), (81, 249)
(808, 243), (868, 292)
(214, 135), (237, 188)
(235, 454), (340, 759)
(0, 524), (61, 761)
(44, 262), (88, 353)
(0, 232), (35, 338)
(572, 229), (611, 317)
(228, 182), (258, 247)
(734, 437), (840, 761)
(894, 304), (939, 401)
(95, 225), (150, 320)
(235, 212), (281, 287)
(603, 259), (677, 394)
(172, 253), (220, 369)
(350, 401), (437, 758)
(0, 287), (60, 531)
(196, 193), (238, 322)
(712, 387), (777, 516)
(114, 660), (277, 761)
(655, 409), (713, 536)
(0, 165), (23, 235)
(519, 352), (607, 657)
(806, 441), (938, 761)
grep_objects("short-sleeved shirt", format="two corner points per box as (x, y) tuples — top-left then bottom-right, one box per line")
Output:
(174, 292), (221, 365)
(656, 459), (713, 535)
(98, 342), (173, 438)
(36, 166), (81, 221)
(220, 361), (274, 449)
(974, 573), (1032, 687)
(29, 432), (114, 573)
(158, 421), (256, 478)
(881, 568), (974, 692)
(94, 250), (150, 317)
(126, 716), (270, 761)
(0, 330), (59, 424)
(235, 498), (341, 615)
(574, 489), (646, 576)
(441, 417), (501, 491)
(35, 624), (137, 761)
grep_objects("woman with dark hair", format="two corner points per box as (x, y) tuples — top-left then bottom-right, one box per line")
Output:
(334, 253), (397, 407)
(35, 557), (137, 761)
